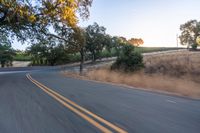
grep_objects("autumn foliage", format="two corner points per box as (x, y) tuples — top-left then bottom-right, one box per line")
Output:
(128, 38), (144, 46)
(0, 0), (92, 29)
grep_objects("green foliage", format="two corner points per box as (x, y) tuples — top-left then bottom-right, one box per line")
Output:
(179, 20), (200, 50)
(0, 44), (15, 67)
(111, 45), (144, 72)
(0, 0), (92, 40)
(111, 36), (129, 57)
(134, 47), (183, 53)
(27, 38), (68, 66)
(99, 50), (112, 58)
(191, 44), (198, 50)
(85, 22), (112, 62)
(0, 34), (15, 67)
(13, 52), (31, 61)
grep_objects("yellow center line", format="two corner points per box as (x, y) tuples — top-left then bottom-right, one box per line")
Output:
(26, 74), (127, 133)
(26, 74), (128, 133)
(27, 74), (128, 133)
(26, 74), (112, 133)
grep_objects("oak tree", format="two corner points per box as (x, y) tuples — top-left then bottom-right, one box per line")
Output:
(179, 20), (200, 49)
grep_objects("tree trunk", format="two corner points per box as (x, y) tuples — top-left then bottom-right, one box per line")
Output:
(1, 61), (5, 68)
(92, 51), (96, 63)
(187, 43), (191, 50)
(80, 48), (85, 75)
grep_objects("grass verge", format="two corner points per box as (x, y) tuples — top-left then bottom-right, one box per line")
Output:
(63, 50), (200, 99)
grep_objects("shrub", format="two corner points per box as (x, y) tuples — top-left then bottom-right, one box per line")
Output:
(191, 44), (198, 50)
(111, 45), (144, 72)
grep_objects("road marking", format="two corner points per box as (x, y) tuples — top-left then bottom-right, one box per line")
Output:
(26, 74), (112, 133)
(166, 100), (176, 103)
(26, 74), (127, 133)
(0, 71), (28, 74)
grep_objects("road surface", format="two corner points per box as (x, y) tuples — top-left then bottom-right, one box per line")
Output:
(0, 67), (200, 133)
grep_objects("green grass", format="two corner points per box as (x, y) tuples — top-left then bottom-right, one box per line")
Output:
(99, 47), (185, 58)
(134, 47), (185, 53)
(13, 53), (31, 61)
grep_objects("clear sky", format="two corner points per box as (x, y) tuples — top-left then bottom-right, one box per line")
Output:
(13, 0), (200, 50)
(80, 0), (200, 47)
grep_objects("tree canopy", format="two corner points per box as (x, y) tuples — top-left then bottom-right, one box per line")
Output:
(0, 33), (15, 67)
(0, 0), (93, 41)
(85, 22), (107, 62)
(0, 0), (93, 69)
(179, 20), (200, 49)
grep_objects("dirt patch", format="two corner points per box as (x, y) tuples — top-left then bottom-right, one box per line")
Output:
(12, 61), (31, 67)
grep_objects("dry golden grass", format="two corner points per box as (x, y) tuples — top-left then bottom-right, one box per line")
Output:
(144, 51), (200, 77)
(64, 51), (200, 99)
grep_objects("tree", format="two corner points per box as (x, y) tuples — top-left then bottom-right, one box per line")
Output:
(85, 22), (107, 62)
(128, 38), (144, 46)
(0, 0), (92, 45)
(0, 34), (15, 67)
(0, 0), (92, 28)
(27, 37), (67, 66)
(103, 34), (113, 52)
(111, 44), (143, 72)
(67, 27), (86, 73)
(111, 36), (129, 56)
(179, 20), (200, 50)
(1, 0), (93, 72)
(51, 23), (86, 73)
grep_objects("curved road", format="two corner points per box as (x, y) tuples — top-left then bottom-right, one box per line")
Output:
(0, 67), (200, 133)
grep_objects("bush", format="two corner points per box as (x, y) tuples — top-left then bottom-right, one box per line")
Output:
(111, 45), (144, 72)
(191, 44), (198, 50)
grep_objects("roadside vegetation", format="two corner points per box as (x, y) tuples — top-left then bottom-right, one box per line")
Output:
(25, 22), (146, 68)
(111, 45), (144, 72)
(64, 50), (200, 98)
(0, 34), (15, 67)
(13, 51), (31, 61)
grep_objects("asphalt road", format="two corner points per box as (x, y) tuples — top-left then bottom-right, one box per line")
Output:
(0, 67), (200, 133)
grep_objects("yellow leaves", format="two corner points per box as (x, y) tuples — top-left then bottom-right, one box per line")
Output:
(61, 6), (77, 27)
(0, 0), (13, 7)
(19, 9), (23, 16)
(28, 15), (36, 22)
(41, 0), (78, 27)
(56, 0), (78, 27)
(1, 0), (91, 28)
(17, 6), (36, 22)
(196, 36), (200, 45)
(58, 0), (65, 4)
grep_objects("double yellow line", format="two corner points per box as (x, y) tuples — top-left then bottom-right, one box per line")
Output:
(26, 74), (127, 133)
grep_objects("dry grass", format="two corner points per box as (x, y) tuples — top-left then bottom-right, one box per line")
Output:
(64, 51), (200, 99)
(144, 51), (200, 76)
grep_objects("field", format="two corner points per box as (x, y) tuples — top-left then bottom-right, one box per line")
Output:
(100, 47), (185, 58)
(64, 50), (200, 98)
(134, 47), (184, 53)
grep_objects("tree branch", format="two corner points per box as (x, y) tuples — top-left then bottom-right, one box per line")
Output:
(0, 9), (8, 22)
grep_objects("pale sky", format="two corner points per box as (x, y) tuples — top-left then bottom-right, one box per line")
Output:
(13, 0), (200, 50)
(80, 0), (200, 47)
